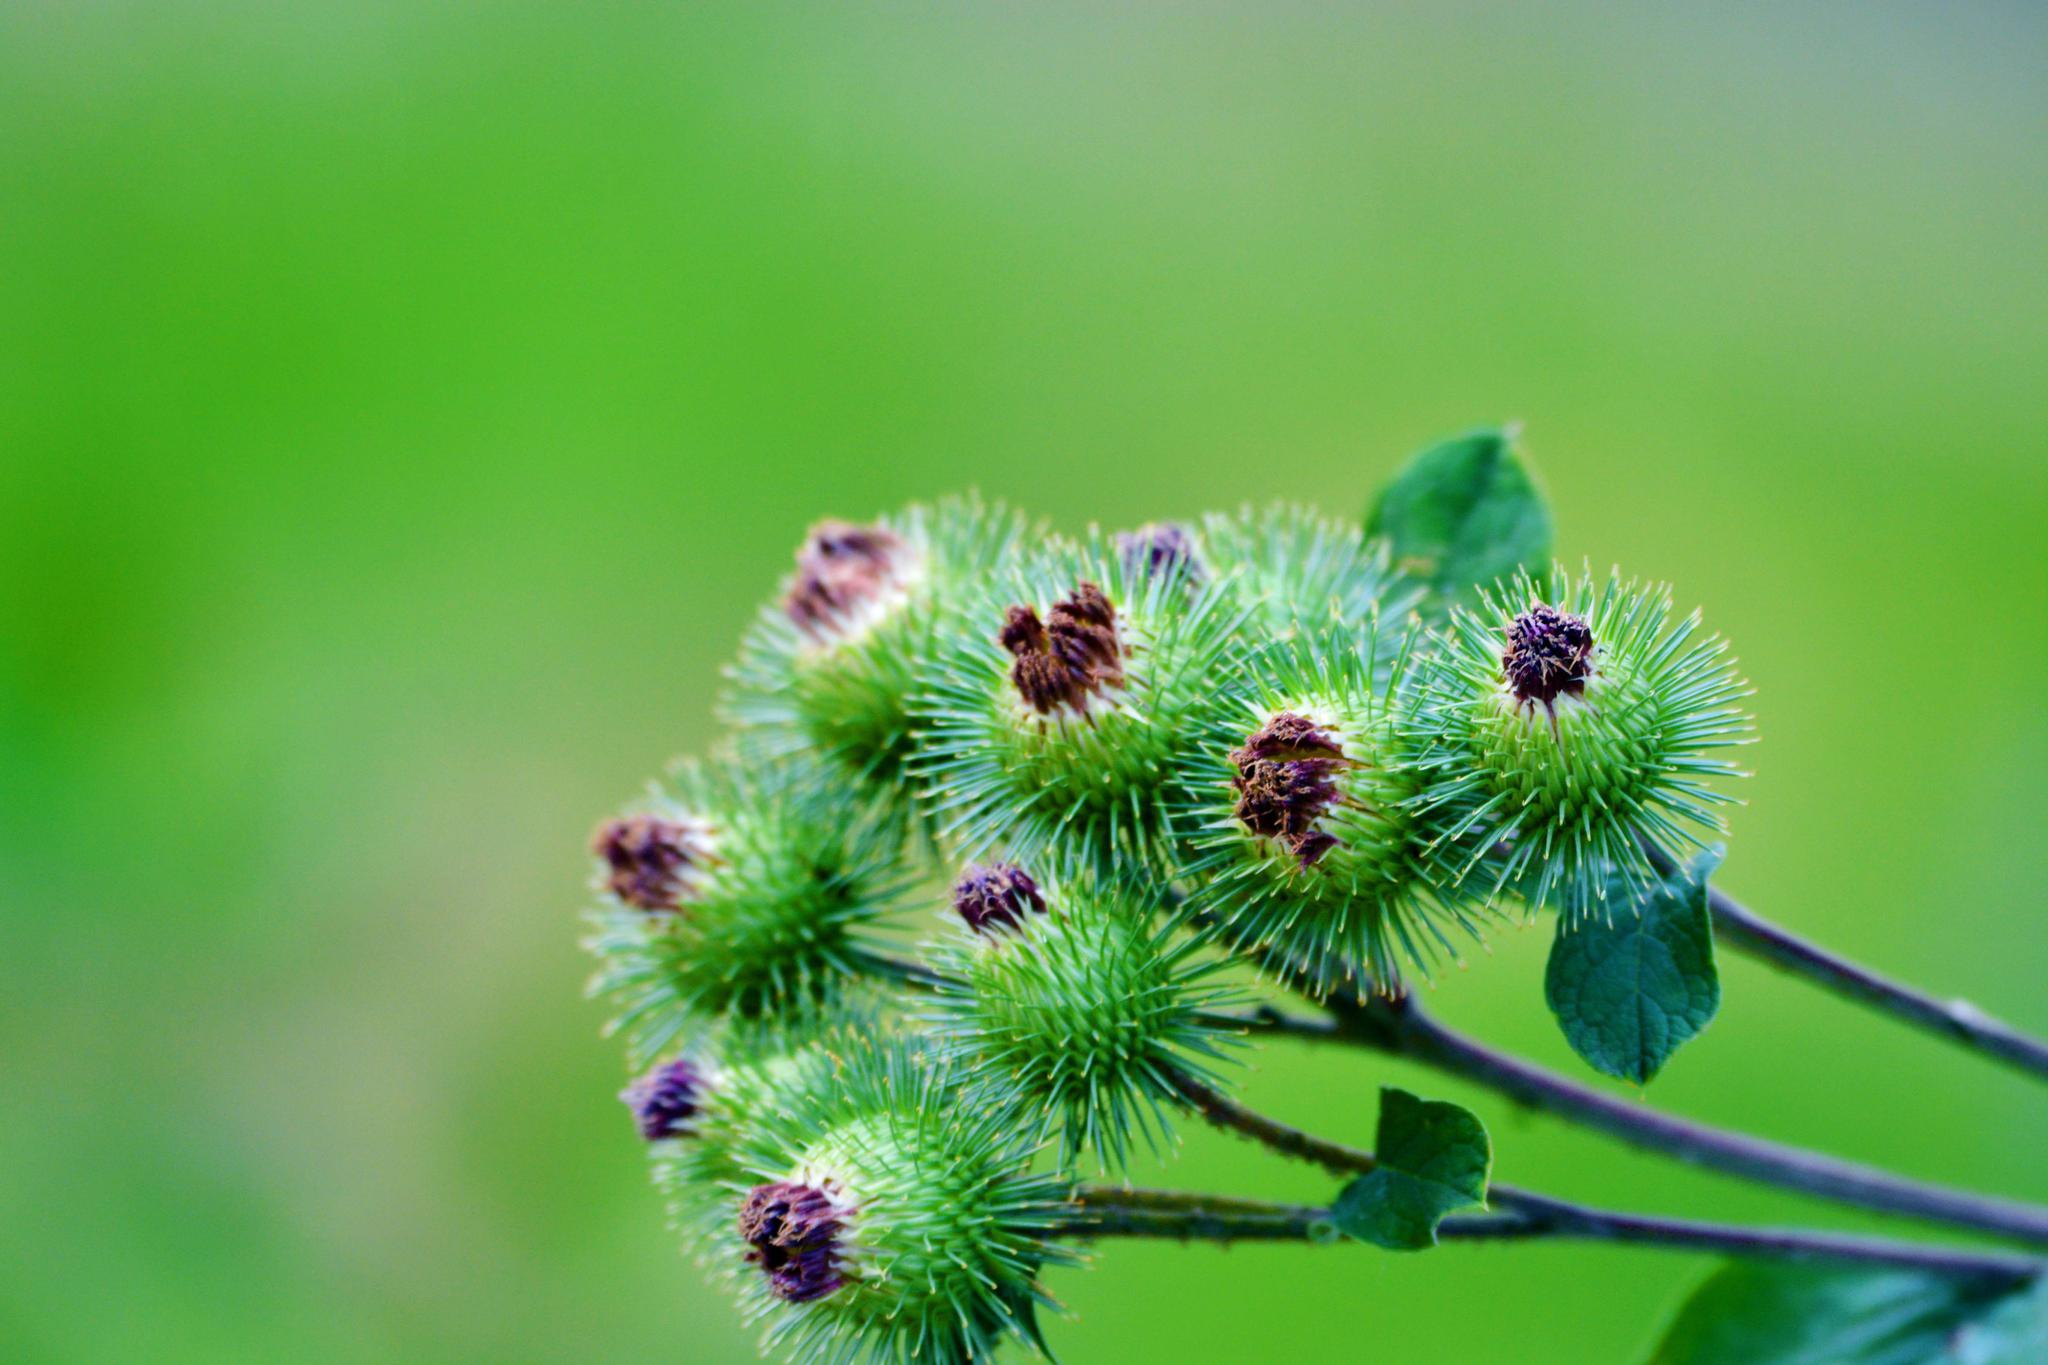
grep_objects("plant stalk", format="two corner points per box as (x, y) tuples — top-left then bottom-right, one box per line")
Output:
(1224, 988), (2048, 1250)
(1070, 1186), (2044, 1282)
(1214, 947), (2048, 1249)
(1683, 866), (2048, 1083)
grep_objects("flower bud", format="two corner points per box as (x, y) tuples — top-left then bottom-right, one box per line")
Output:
(1177, 624), (1466, 993)
(739, 1181), (847, 1304)
(620, 1057), (707, 1140)
(583, 757), (909, 1057)
(725, 499), (1039, 840)
(783, 521), (913, 644)
(590, 815), (715, 912)
(951, 862), (1046, 937)
(1410, 568), (1753, 918)
(1198, 503), (1418, 631)
(914, 534), (1244, 879)
(999, 581), (1126, 715)
(926, 875), (1239, 1170)
(716, 1038), (1071, 1363)
(1116, 521), (1204, 586)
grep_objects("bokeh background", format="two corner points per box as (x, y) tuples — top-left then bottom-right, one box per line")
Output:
(4, 4), (2045, 1362)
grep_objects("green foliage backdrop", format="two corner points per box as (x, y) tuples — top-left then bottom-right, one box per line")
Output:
(3, 4), (2044, 1361)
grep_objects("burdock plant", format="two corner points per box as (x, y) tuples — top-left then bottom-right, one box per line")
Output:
(582, 428), (2048, 1363)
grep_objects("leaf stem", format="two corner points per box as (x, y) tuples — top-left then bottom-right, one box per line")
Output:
(1069, 1186), (2044, 1282)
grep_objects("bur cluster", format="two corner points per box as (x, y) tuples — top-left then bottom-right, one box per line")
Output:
(580, 491), (1751, 1362)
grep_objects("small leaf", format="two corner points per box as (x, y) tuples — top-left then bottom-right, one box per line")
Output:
(1366, 425), (1553, 610)
(1545, 850), (1723, 1084)
(1646, 1262), (2047, 1365)
(1331, 1088), (1490, 1250)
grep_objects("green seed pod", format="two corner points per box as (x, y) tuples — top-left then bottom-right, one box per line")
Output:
(922, 865), (1241, 1171)
(722, 1033), (1072, 1365)
(1197, 502), (1420, 632)
(724, 498), (1037, 840)
(1174, 622), (1481, 993)
(1409, 566), (1753, 919)
(583, 754), (910, 1062)
(911, 534), (1249, 879)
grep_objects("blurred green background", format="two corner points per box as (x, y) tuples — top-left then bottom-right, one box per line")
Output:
(4, 3), (2044, 1362)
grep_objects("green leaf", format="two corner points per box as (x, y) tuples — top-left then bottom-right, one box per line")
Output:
(1331, 1088), (1490, 1250)
(1365, 425), (1553, 609)
(1646, 1262), (2047, 1365)
(1545, 849), (1723, 1084)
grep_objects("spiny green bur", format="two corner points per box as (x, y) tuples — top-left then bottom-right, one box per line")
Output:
(926, 876), (1238, 1170)
(724, 498), (1037, 836)
(912, 536), (1245, 880)
(731, 1039), (1070, 1365)
(584, 755), (909, 1061)
(1177, 624), (1479, 991)
(1413, 567), (1751, 919)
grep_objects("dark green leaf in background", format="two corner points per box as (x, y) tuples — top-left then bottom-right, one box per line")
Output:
(1646, 1261), (2047, 1365)
(1331, 1088), (1491, 1250)
(1545, 849), (1724, 1084)
(1365, 425), (1553, 610)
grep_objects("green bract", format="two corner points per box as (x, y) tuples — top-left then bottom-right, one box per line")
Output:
(724, 1033), (1072, 1365)
(922, 870), (1240, 1170)
(1174, 623), (1483, 992)
(1198, 502), (1420, 632)
(911, 535), (1246, 879)
(583, 755), (910, 1061)
(1408, 566), (1753, 919)
(724, 498), (1037, 840)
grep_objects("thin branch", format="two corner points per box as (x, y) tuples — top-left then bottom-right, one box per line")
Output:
(1164, 1069), (1377, 1175)
(1221, 948), (2048, 1251)
(1681, 861), (2048, 1083)
(1069, 1186), (2045, 1282)
(1168, 1069), (1651, 1236)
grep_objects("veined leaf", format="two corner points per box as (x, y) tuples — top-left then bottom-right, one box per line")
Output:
(1544, 849), (1723, 1084)
(1366, 425), (1552, 611)
(1331, 1088), (1490, 1250)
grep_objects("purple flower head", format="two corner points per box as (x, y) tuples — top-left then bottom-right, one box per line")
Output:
(1230, 712), (1351, 868)
(999, 581), (1126, 715)
(951, 862), (1047, 938)
(1501, 603), (1595, 712)
(590, 815), (713, 913)
(619, 1058), (707, 1141)
(738, 1182), (847, 1304)
(1115, 522), (1204, 587)
(783, 520), (912, 641)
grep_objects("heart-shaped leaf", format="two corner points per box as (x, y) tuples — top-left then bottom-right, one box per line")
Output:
(1331, 1088), (1490, 1250)
(1545, 850), (1723, 1084)
(1366, 425), (1552, 611)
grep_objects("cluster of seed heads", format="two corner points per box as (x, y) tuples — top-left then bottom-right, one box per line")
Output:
(585, 498), (1751, 1362)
